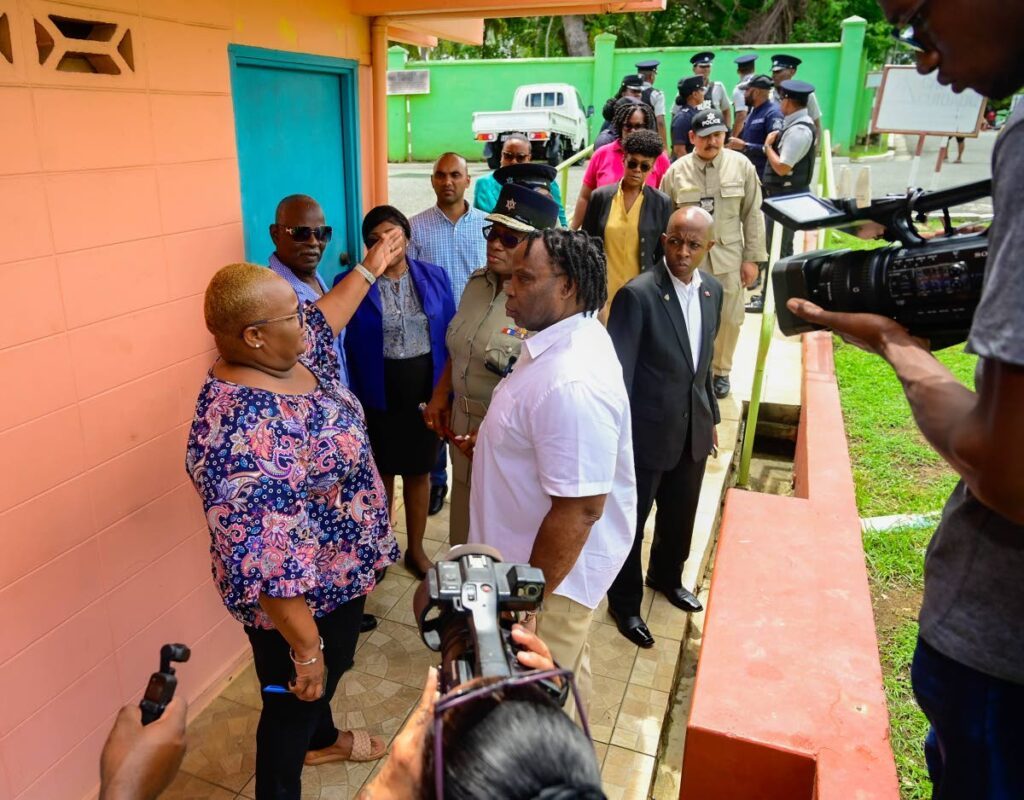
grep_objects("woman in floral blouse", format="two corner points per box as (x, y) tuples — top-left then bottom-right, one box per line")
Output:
(186, 227), (402, 800)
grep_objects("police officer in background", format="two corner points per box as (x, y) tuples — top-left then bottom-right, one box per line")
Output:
(671, 76), (706, 158)
(731, 54), (758, 136)
(660, 109), (766, 399)
(763, 79), (817, 262)
(728, 74), (784, 312)
(769, 55), (822, 140)
(636, 59), (667, 147)
(690, 52), (731, 130)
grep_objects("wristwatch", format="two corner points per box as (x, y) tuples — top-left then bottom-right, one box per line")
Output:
(354, 263), (376, 285)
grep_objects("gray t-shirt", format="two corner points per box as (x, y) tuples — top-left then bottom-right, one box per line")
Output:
(918, 102), (1024, 684)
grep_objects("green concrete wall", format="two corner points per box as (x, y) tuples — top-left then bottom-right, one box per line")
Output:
(387, 17), (870, 160)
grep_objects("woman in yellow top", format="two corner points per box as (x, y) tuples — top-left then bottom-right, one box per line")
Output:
(580, 128), (673, 315)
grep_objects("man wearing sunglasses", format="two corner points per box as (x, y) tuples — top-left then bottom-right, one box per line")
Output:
(268, 194), (347, 387)
(472, 133), (568, 226)
(785, 2), (1024, 796)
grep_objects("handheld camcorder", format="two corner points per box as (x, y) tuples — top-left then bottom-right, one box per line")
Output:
(413, 544), (546, 693)
(767, 180), (991, 350)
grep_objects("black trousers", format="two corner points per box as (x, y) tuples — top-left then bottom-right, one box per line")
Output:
(244, 594), (366, 800)
(607, 434), (707, 618)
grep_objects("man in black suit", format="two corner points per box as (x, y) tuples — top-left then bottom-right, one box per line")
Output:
(605, 206), (723, 647)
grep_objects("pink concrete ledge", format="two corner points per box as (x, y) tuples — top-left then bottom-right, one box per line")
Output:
(680, 331), (900, 800)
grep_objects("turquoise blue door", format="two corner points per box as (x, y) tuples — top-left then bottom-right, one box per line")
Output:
(229, 46), (362, 285)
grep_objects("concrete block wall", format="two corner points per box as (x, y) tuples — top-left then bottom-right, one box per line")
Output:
(0, 2), (375, 798)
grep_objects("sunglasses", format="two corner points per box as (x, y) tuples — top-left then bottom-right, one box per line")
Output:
(483, 224), (527, 249)
(433, 667), (589, 800)
(625, 159), (653, 172)
(891, 0), (930, 51)
(501, 151), (529, 163)
(247, 304), (305, 332)
(282, 225), (333, 243)
(621, 122), (645, 132)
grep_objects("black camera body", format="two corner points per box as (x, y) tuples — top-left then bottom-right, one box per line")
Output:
(766, 180), (991, 350)
(413, 544), (545, 692)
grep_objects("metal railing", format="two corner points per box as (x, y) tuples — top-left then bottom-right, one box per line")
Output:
(736, 130), (833, 486)
(555, 144), (595, 214)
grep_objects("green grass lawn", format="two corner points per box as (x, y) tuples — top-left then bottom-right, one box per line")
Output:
(832, 297), (976, 799)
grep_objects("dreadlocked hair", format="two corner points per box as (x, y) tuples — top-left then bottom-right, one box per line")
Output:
(525, 229), (607, 315)
(612, 100), (656, 139)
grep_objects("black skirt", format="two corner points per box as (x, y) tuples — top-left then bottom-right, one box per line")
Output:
(365, 353), (440, 475)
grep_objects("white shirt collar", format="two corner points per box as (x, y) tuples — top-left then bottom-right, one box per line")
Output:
(665, 263), (703, 294)
(523, 312), (589, 360)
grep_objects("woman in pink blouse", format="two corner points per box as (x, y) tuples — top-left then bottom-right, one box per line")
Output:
(571, 101), (671, 229)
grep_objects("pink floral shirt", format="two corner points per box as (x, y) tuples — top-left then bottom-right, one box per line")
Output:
(186, 304), (399, 628)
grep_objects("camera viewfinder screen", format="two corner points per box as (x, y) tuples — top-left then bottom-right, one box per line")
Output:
(768, 194), (843, 225)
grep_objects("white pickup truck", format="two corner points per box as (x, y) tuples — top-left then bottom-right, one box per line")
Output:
(472, 83), (594, 169)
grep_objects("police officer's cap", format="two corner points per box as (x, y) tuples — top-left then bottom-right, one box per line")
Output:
(678, 76), (705, 97)
(621, 74), (644, 89)
(747, 74), (774, 90)
(778, 79), (814, 102)
(635, 59), (660, 71)
(690, 51), (715, 66)
(493, 162), (557, 190)
(485, 183), (559, 234)
(691, 108), (729, 136)
(771, 54), (802, 72)
(734, 54), (757, 67)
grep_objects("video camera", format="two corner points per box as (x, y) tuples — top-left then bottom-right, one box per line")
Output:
(766, 180), (991, 350)
(413, 544), (547, 693)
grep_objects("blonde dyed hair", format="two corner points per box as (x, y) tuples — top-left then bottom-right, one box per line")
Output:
(204, 262), (284, 338)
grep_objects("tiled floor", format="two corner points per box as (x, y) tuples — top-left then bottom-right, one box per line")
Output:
(161, 495), (696, 800)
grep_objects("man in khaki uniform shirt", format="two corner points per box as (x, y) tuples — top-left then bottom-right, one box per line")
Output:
(659, 108), (765, 399)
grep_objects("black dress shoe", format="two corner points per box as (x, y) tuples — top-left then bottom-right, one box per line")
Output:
(745, 294), (764, 314)
(428, 483), (448, 516)
(608, 609), (655, 648)
(360, 614), (378, 633)
(713, 374), (731, 399)
(644, 578), (703, 613)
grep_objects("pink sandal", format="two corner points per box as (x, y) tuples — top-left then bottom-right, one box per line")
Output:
(304, 729), (387, 765)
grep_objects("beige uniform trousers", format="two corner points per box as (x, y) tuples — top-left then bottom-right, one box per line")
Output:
(535, 594), (594, 723)
(711, 268), (746, 376)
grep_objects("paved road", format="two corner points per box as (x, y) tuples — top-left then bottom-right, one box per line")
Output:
(387, 129), (998, 222)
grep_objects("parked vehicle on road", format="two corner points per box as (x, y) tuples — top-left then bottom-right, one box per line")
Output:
(472, 83), (593, 169)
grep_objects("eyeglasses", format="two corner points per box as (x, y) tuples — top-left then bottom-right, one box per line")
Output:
(891, 0), (931, 51)
(282, 225), (333, 243)
(501, 151), (529, 163)
(433, 667), (590, 800)
(247, 304), (305, 332)
(625, 159), (653, 172)
(483, 224), (528, 249)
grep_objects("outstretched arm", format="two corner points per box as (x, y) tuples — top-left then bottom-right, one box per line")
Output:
(314, 228), (403, 336)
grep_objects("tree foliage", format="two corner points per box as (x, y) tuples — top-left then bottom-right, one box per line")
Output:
(409, 0), (894, 66)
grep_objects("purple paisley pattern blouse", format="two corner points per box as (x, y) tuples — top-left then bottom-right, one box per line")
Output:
(186, 304), (399, 629)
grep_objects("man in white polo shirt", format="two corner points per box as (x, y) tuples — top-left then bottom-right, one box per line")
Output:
(466, 228), (636, 717)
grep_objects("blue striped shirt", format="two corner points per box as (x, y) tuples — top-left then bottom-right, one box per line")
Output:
(267, 253), (349, 387)
(408, 203), (488, 304)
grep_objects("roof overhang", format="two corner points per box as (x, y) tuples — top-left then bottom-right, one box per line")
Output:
(387, 16), (485, 46)
(368, 0), (662, 18)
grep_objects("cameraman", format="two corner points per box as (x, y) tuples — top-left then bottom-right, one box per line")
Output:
(788, 2), (1024, 796)
(357, 625), (605, 800)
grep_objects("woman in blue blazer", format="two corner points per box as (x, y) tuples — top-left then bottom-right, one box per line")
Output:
(345, 206), (456, 578)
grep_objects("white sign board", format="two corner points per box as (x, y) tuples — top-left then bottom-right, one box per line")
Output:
(387, 69), (430, 96)
(872, 65), (984, 137)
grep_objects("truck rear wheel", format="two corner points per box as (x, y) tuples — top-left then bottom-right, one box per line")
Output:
(545, 135), (565, 167)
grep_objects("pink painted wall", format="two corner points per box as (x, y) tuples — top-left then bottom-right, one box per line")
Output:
(0, 2), (377, 798)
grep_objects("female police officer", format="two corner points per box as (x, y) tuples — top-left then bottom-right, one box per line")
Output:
(421, 177), (560, 545)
